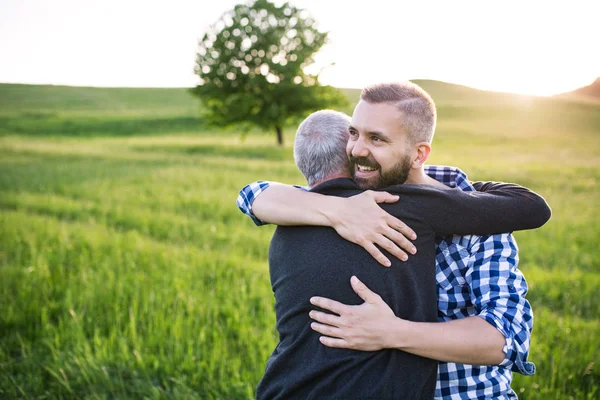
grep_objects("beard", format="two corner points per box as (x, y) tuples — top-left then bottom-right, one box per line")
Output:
(349, 153), (412, 190)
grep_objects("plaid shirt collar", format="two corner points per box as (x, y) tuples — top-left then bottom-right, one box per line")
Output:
(424, 165), (474, 191)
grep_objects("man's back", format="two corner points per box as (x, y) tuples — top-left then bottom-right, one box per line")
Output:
(257, 179), (439, 400)
(256, 177), (548, 399)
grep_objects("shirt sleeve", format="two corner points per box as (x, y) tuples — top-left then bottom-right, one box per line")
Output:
(471, 181), (552, 227)
(235, 181), (310, 226)
(236, 180), (271, 226)
(420, 184), (551, 236)
(465, 233), (536, 375)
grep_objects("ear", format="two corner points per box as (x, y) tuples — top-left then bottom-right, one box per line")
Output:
(412, 142), (431, 168)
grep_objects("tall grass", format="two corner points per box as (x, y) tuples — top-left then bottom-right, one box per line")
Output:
(0, 83), (598, 399)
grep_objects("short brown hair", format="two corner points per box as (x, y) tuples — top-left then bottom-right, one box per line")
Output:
(360, 82), (436, 144)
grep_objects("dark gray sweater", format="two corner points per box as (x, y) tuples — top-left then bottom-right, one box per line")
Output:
(257, 178), (550, 400)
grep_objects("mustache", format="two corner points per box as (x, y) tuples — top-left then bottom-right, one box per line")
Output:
(349, 155), (380, 169)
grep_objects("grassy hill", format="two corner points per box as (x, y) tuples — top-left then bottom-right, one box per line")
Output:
(0, 84), (200, 116)
(0, 81), (599, 399)
(557, 78), (600, 103)
(0, 80), (563, 113)
(1, 81), (599, 141)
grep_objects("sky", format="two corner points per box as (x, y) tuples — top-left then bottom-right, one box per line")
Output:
(0, 0), (598, 96)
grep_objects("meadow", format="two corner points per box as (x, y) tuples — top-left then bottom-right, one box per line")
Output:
(0, 82), (598, 399)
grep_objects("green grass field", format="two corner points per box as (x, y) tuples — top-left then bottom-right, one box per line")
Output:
(0, 82), (598, 399)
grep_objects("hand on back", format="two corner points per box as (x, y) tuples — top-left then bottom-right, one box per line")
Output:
(330, 191), (417, 267)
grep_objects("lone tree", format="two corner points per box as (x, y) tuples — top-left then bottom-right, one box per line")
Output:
(192, 0), (347, 146)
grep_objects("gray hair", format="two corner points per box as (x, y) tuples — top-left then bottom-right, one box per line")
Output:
(294, 110), (351, 186)
(361, 81), (437, 144)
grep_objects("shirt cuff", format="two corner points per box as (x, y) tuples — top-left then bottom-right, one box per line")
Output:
(236, 181), (270, 226)
(477, 312), (536, 376)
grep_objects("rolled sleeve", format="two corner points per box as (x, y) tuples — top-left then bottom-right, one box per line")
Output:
(466, 233), (536, 376)
(236, 180), (271, 226)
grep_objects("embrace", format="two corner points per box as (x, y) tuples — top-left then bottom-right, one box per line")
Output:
(236, 82), (551, 399)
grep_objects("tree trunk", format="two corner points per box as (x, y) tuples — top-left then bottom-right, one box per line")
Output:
(275, 125), (283, 146)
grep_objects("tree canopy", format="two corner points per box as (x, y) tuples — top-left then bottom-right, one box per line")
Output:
(192, 0), (348, 145)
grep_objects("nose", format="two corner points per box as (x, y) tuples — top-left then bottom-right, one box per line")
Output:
(351, 136), (369, 158)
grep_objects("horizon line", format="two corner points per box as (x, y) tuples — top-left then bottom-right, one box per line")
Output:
(1, 78), (597, 98)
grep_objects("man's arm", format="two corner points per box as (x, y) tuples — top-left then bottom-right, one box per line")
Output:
(309, 234), (535, 372)
(416, 181), (552, 236)
(237, 181), (418, 266)
(309, 276), (505, 365)
(472, 180), (552, 229)
(464, 234), (535, 374)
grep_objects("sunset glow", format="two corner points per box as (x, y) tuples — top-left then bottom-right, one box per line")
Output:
(0, 0), (598, 96)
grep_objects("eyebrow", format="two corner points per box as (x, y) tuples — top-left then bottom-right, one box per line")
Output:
(370, 131), (391, 141)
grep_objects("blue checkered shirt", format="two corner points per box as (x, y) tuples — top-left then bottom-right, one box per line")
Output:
(236, 165), (535, 400)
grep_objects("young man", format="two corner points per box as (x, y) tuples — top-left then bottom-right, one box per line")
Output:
(238, 82), (550, 399)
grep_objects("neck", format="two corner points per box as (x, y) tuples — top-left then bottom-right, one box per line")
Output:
(404, 166), (448, 188)
(310, 172), (352, 188)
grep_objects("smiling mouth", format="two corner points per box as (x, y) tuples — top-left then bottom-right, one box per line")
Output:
(356, 164), (378, 172)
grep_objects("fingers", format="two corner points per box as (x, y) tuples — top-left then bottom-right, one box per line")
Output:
(374, 234), (408, 262)
(362, 242), (392, 267)
(309, 310), (342, 326)
(310, 322), (344, 338)
(310, 297), (348, 315)
(386, 215), (417, 241)
(383, 226), (416, 256)
(319, 336), (351, 349)
(341, 190), (417, 265)
(368, 191), (399, 204)
(363, 229), (416, 264)
(350, 276), (380, 304)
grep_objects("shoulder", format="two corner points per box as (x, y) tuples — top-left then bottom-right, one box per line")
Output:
(379, 183), (454, 196)
(310, 178), (360, 195)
